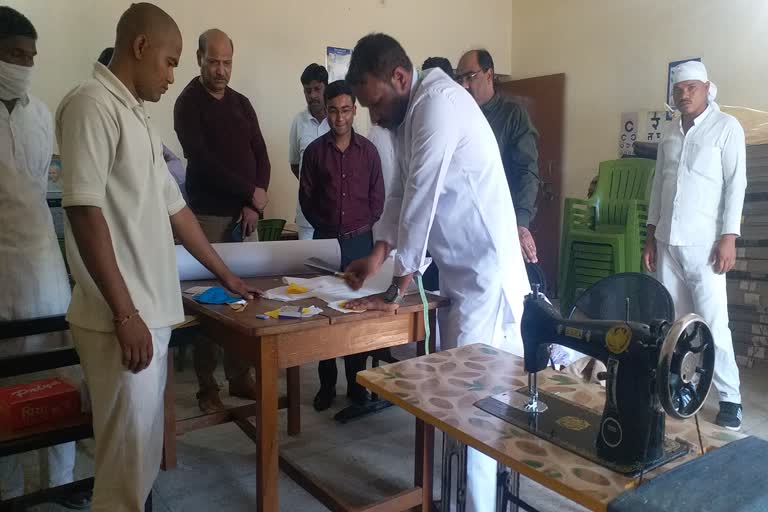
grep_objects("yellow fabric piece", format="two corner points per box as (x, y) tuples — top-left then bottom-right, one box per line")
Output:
(286, 283), (310, 294)
(264, 308), (281, 319)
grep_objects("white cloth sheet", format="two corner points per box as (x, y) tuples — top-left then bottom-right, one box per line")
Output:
(262, 258), (413, 311)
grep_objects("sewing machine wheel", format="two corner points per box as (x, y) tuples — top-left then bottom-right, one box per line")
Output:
(657, 314), (716, 419)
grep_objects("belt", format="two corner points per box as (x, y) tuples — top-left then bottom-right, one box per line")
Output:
(317, 224), (372, 241)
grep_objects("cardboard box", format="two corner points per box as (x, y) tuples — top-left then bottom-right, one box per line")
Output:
(0, 378), (81, 432)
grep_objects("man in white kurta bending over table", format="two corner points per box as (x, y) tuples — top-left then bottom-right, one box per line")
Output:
(344, 33), (530, 512)
(644, 60), (747, 431)
(57, 4), (258, 510)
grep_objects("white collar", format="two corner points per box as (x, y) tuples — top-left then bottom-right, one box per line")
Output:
(398, 70), (421, 129)
(303, 108), (325, 124)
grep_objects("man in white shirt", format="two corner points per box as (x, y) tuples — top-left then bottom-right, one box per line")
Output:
(644, 61), (747, 431)
(0, 7), (90, 509)
(289, 63), (330, 240)
(366, 124), (396, 195)
(344, 33), (530, 512)
(57, 4), (258, 510)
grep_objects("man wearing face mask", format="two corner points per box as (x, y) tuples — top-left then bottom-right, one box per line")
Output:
(174, 28), (271, 412)
(0, 7), (91, 509)
(456, 49), (540, 265)
(644, 61), (747, 431)
(57, 4), (258, 509)
(299, 80), (384, 411)
(289, 63), (329, 240)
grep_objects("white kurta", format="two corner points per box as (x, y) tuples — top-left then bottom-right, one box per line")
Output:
(376, 68), (530, 352)
(0, 95), (70, 320)
(373, 68), (530, 512)
(368, 125), (399, 247)
(648, 103), (746, 404)
(648, 103), (746, 246)
(0, 95), (75, 497)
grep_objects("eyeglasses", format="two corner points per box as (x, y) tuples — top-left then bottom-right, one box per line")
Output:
(455, 69), (485, 84)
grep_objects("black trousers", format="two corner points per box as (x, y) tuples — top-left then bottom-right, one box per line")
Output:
(314, 231), (373, 394)
(422, 251), (440, 292)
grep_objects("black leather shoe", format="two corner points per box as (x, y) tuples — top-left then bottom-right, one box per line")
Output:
(313, 387), (336, 411)
(347, 386), (371, 405)
(53, 490), (92, 510)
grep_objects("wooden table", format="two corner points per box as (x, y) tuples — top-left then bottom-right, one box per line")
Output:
(181, 275), (448, 512)
(357, 343), (745, 512)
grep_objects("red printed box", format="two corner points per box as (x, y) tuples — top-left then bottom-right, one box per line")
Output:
(0, 378), (81, 432)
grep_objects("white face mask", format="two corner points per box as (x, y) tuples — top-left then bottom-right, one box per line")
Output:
(0, 60), (32, 101)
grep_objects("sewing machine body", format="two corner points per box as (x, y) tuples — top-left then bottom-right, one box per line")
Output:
(522, 294), (668, 466)
(475, 289), (715, 475)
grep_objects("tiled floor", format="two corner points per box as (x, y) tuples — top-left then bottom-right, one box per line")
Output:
(24, 347), (768, 511)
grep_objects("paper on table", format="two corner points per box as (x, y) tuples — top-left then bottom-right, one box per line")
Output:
(282, 275), (341, 289)
(263, 258), (418, 312)
(262, 286), (316, 302)
(263, 305), (324, 319)
(327, 300), (365, 313)
(262, 276), (339, 301)
(264, 274), (388, 305)
(313, 282), (387, 304)
(177, 239), (341, 281)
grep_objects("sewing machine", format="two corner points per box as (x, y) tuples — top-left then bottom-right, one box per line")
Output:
(476, 287), (716, 475)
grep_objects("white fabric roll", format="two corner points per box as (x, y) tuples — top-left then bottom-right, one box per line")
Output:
(176, 239), (341, 281)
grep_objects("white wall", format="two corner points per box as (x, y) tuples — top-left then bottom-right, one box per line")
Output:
(9, 0), (512, 221)
(510, 0), (768, 200)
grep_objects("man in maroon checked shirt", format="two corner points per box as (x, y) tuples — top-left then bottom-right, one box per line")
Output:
(174, 28), (271, 413)
(300, 80), (384, 411)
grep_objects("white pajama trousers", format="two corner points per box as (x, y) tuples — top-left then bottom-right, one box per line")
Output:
(438, 288), (524, 512)
(0, 441), (75, 498)
(70, 325), (171, 512)
(656, 242), (741, 403)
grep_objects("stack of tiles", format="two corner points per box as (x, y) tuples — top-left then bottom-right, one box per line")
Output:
(728, 144), (768, 367)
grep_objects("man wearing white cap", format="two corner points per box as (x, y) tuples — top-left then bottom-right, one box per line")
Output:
(644, 60), (747, 430)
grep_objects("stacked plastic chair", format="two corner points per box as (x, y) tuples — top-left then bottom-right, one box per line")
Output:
(559, 158), (656, 314)
(256, 218), (287, 241)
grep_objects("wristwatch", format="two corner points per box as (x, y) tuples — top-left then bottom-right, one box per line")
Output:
(383, 283), (404, 305)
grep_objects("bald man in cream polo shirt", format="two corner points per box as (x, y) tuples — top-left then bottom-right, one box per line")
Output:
(56, 4), (259, 510)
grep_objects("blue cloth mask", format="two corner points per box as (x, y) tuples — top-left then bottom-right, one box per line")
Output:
(192, 287), (240, 304)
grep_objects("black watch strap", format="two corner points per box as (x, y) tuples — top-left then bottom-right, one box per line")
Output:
(383, 283), (404, 305)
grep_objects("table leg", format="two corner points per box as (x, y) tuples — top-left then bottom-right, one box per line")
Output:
(161, 350), (177, 470)
(415, 418), (435, 511)
(497, 466), (522, 512)
(255, 338), (279, 512)
(287, 366), (301, 436)
(510, 470), (520, 512)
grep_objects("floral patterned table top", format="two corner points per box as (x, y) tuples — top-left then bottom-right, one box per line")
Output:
(357, 343), (744, 512)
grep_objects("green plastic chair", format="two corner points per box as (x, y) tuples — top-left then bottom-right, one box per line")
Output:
(559, 158), (656, 313)
(257, 218), (287, 241)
